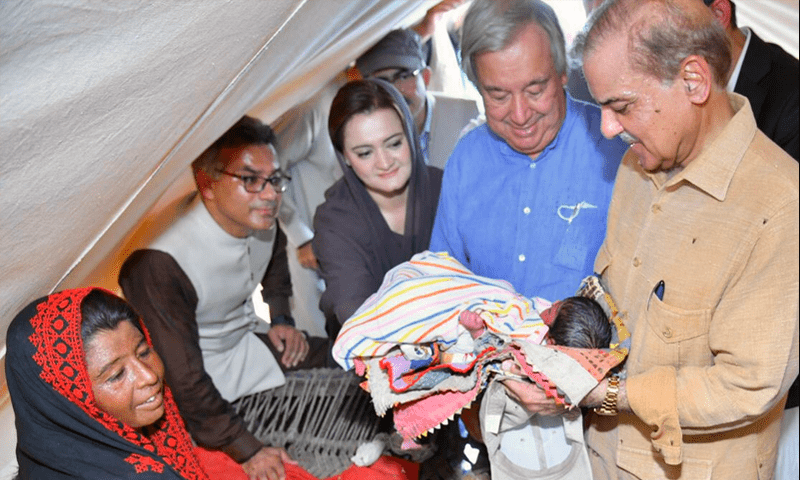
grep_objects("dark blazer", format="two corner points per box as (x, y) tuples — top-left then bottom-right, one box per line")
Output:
(734, 31), (799, 161)
(737, 31), (800, 411)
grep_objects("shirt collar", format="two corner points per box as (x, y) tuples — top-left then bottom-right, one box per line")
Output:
(726, 27), (751, 92)
(423, 91), (434, 136)
(649, 93), (755, 201)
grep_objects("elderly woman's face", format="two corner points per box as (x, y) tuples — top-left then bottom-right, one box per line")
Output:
(84, 321), (165, 429)
(343, 107), (412, 199)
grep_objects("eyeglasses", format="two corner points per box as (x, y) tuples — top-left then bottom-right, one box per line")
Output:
(375, 68), (420, 86)
(216, 169), (291, 193)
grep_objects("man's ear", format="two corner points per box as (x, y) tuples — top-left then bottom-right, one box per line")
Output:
(421, 66), (432, 87)
(196, 170), (215, 201)
(707, 0), (733, 29)
(681, 55), (712, 106)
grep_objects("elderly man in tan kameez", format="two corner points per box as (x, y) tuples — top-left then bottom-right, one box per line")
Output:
(501, 0), (799, 479)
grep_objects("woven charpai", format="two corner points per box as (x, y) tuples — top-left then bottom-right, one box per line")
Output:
(233, 368), (383, 478)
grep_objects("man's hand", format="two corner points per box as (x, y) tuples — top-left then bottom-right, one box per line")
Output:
(296, 241), (318, 270)
(267, 324), (309, 368)
(503, 379), (571, 416)
(242, 446), (294, 480)
(579, 376), (629, 412)
(413, 0), (468, 40)
(500, 362), (574, 417)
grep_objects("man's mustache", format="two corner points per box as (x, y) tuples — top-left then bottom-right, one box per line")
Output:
(251, 201), (279, 211)
(619, 131), (640, 145)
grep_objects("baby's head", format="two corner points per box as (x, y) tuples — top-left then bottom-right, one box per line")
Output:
(546, 296), (612, 349)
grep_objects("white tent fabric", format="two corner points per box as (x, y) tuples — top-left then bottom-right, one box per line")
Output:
(1, 0), (797, 475)
(0, 0), (429, 471)
(0, 0), (428, 348)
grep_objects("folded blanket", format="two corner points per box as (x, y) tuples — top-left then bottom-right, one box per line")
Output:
(333, 251), (630, 447)
(333, 251), (548, 370)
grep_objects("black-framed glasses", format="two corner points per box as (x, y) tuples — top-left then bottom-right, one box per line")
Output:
(375, 68), (421, 86)
(216, 169), (291, 193)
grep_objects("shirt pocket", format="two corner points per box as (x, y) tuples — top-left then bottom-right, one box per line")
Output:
(641, 296), (713, 368)
(553, 207), (606, 273)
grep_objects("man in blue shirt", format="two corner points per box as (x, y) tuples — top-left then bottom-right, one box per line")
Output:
(429, 0), (627, 301)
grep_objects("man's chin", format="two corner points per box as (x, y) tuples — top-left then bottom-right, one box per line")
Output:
(249, 218), (277, 231)
(630, 143), (662, 172)
(506, 138), (545, 159)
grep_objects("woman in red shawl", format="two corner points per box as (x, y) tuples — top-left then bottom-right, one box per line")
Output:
(6, 288), (215, 479)
(6, 288), (415, 480)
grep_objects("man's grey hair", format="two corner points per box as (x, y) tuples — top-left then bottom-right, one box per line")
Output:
(572, 0), (731, 87)
(460, 0), (567, 87)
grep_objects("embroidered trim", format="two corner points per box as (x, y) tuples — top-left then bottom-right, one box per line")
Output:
(28, 288), (208, 479)
(557, 201), (598, 224)
(125, 453), (165, 473)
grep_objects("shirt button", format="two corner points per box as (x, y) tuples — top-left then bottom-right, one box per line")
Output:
(529, 163), (536, 169)
(633, 257), (641, 267)
(523, 207), (531, 215)
(651, 204), (662, 213)
(518, 254), (526, 262)
(662, 327), (673, 338)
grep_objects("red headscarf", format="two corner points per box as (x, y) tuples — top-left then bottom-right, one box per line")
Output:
(7, 288), (208, 479)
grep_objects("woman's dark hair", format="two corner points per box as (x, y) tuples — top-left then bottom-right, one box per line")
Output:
(549, 296), (612, 349)
(80, 289), (143, 344)
(328, 79), (404, 154)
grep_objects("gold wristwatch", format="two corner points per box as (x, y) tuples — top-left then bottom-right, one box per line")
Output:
(594, 374), (620, 416)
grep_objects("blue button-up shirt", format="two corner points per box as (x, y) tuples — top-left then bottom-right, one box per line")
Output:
(429, 95), (627, 301)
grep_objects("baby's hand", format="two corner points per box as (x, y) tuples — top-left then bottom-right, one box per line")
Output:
(459, 310), (486, 338)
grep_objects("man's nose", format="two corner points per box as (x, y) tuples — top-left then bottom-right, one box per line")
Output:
(510, 94), (530, 125)
(600, 108), (624, 140)
(258, 181), (279, 200)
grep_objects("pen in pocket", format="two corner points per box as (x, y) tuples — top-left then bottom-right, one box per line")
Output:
(654, 280), (665, 301)
(648, 280), (665, 310)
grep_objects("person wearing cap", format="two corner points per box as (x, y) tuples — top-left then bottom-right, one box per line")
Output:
(262, 73), (348, 339)
(429, 0), (628, 303)
(356, 28), (479, 170)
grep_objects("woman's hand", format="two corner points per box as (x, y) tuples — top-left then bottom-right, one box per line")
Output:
(242, 446), (294, 480)
(267, 325), (309, 368)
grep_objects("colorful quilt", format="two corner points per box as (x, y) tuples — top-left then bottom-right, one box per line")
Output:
(332, 251), (630, 448)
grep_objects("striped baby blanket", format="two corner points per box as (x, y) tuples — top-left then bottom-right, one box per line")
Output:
(332, 251), (549, 370)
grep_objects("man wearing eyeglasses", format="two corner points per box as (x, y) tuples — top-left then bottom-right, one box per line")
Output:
(119, 116), (329, 480)
(356, 28), (479, 169)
